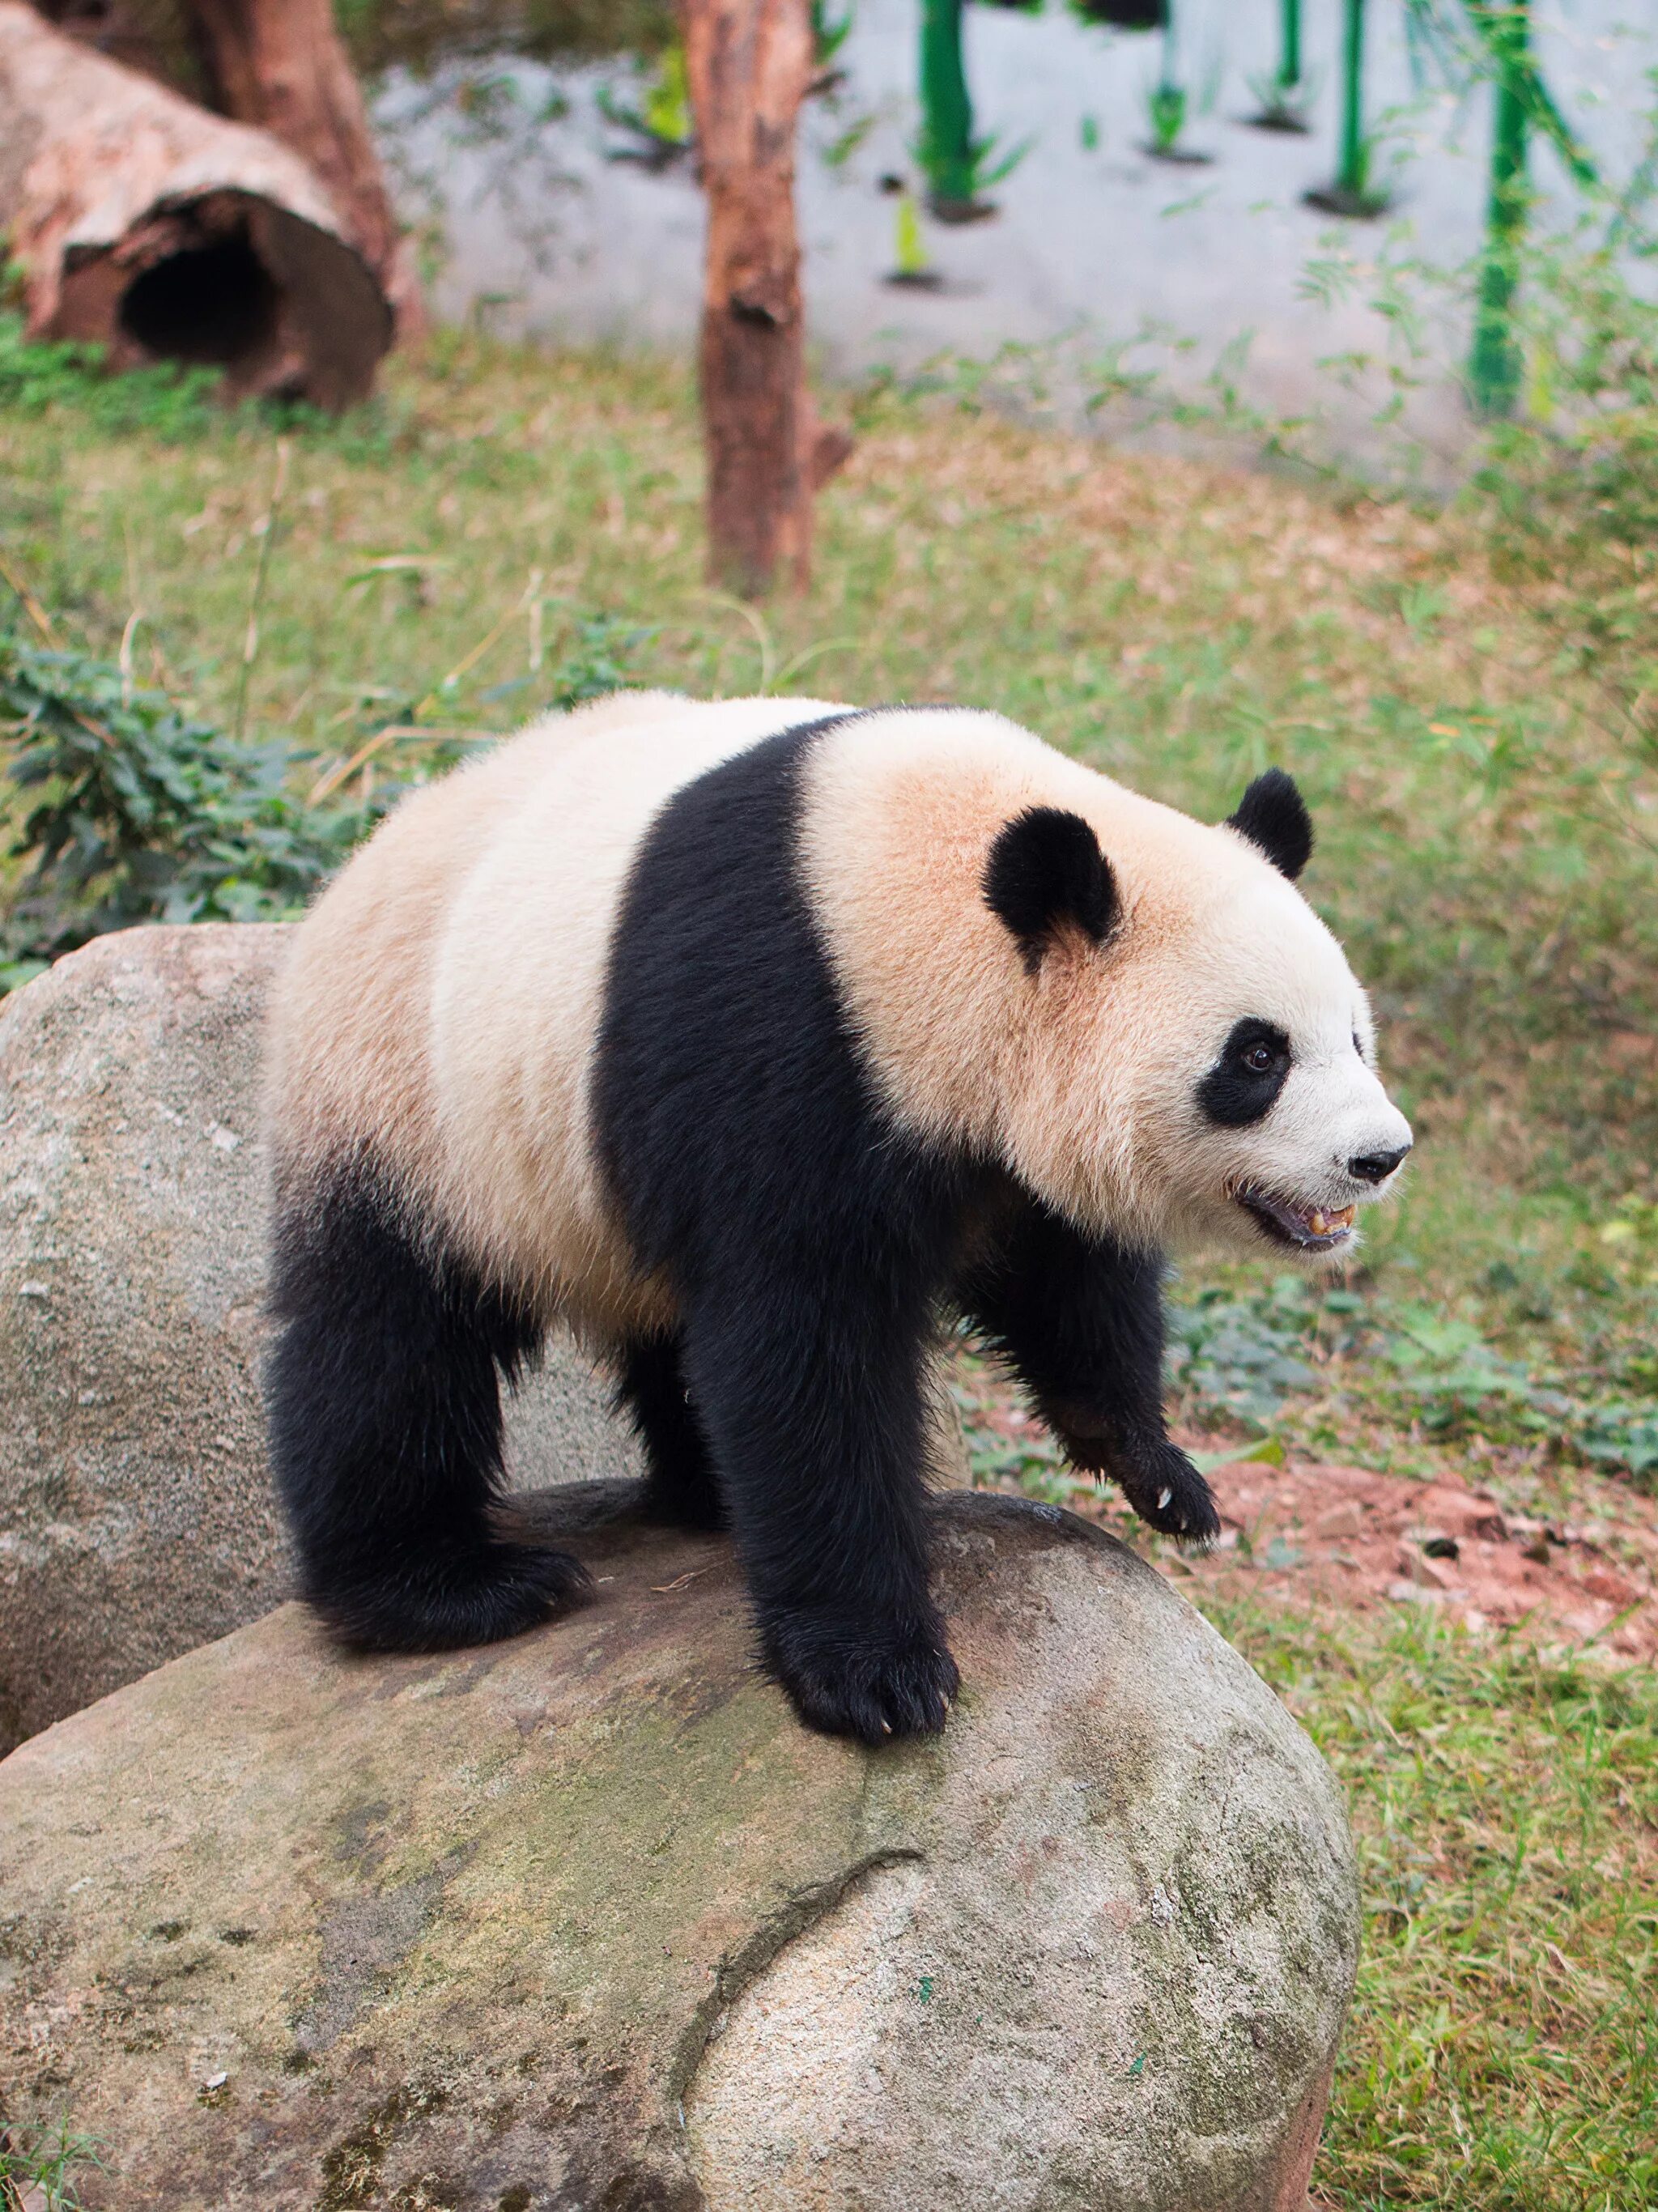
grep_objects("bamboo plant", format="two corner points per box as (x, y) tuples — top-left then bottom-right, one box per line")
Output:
(1146, 5), (1188, 158)
(1401, 2), (1597, 418)
(918, 0), (976, 211)
(1306, 0), (1388, 215)
(1468, 1), (1530, 415)
(916, 0), (1028, 218)
(1461, 0), (1596, 415)
(1250, 0), (1309, 132)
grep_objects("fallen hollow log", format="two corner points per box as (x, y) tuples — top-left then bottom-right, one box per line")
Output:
(185, 0), (425, 337)
(0, 0), (392, 410)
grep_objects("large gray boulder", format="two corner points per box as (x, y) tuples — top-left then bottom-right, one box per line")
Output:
(0, 1482), (1356, 2212)
(0, 925), (636, 1753)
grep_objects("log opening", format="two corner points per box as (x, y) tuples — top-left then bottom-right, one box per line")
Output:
(117, 226), (279, 366)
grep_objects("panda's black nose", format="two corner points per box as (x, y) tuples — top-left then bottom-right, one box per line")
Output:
(1349, 1143), (1411, 1185)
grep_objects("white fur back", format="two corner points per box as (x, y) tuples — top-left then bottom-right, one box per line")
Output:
(265, 693), (840, 1340)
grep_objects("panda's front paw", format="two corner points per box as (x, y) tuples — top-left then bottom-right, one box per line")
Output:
(1116, 1440), (1222, 1548)
(760, 1609), (959, 1746)
(1055, 1418), (1221, 1547)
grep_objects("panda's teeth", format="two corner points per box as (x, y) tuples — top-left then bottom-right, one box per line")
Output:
(1236, 1185), (1359, 1249)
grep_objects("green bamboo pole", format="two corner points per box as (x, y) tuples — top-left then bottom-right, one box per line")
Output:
(1252, 0), (1304, 131)
(1469, 2), (1530, 418)
(1278, 0), (1301, 93)
(1307, 0), (1383, 211)
(1146, 0), (1188, 155)
(1336, 0), (1366, 197)
(919, 0), (976, 213)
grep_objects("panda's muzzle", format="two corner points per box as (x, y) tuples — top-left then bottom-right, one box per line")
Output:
(1235, 1186), (1357, 1253)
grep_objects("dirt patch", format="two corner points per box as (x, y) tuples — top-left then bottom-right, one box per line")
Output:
(1181, 1453), (1658, 1661)
(960, 1376), (1658, 1662)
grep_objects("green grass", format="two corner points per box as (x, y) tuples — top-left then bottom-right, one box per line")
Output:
(1218, 1597), (1658, 2211)
(3, 328), (1656, 2205)
(0, 2115), (103, 2209)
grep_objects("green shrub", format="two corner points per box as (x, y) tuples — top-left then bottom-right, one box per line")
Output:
(0, 610), (645, 992)
(0, 627), (369, 989)
(1167, 1275), (1323, 1427)
(1164, 1266), (1658, 1488)
(0, 307), (221, 440)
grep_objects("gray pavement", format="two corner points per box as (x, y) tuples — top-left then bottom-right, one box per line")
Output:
(376, 0), (1657, 470)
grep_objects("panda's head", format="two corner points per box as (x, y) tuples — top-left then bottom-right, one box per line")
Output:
(980, 766), (1413, 1260)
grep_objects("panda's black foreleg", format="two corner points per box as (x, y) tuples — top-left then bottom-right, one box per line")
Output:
(265, 1163), (591, 1651)
(963, 1201), (1220, 1547)
(678, 1265), (958, 1746)
(614, 1334), (727, 1529)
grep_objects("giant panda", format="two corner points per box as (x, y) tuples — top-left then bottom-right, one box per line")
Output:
(264, 694), (1412, 1743)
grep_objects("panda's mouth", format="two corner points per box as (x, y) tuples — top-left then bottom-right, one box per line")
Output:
(1235, 1186), (1357, 1253)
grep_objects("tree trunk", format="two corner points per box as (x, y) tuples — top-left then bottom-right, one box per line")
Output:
(684, 0), (816, 597)
(0, 0), (392, 410)
(184, 0), (423, 338)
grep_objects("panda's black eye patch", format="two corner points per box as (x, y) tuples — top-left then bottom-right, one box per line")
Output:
(1197, 1019), (1292, 1128)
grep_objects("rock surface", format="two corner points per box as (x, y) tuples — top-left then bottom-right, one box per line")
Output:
(0, 925), (636, 1753)
(0, 1482), (1357, 2212)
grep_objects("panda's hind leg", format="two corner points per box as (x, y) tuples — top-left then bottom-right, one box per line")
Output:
(614, 1334), (726, 1530)
(266, 1163), (591, 1651)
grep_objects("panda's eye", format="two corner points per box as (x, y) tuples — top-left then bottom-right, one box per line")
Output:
(1200, 1018), (1292, 1127)
(1226, 1023), (1288, 1078)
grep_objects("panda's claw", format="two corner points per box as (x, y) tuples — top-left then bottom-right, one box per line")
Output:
(761, 1612), (960, 1746)
(1054, 1415), (1220, 1544)
(1120, 1444), (1222, 1549)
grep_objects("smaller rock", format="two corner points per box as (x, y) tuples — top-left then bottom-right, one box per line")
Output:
(1400, 1547), (1463, 1594)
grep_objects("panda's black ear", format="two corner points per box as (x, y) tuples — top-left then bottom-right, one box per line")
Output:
(1227, 768), (1313, 881)
(984, 806), (1118, 973)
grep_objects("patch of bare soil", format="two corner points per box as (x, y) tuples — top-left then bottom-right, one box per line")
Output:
(1180, 1452), (1658, 1662)
(959, 1377), (1658, 1663)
